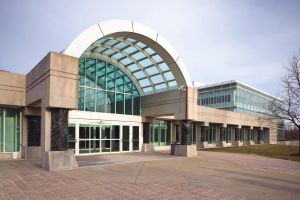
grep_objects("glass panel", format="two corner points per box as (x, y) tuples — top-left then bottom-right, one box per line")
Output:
(145, 66), (159, 76)
(123, 46), (138, 54)
(133, 96), (140, 115)
(78, 59), (85, 86)
(96, 89), (106, 113)
(120, 57), (132, 66)
(107, 91), (115, 113)
(101, 125), (111, 139)
(106, 64), (115, 91)
(158, 63), (169, 71)
(102, 48), (115, 56)
(134, 71), (146, 79)
(124, 75), (132, 93)
(79, 125), (89, 139)
(103, 39), (118, 46)
(127, 64), (139, 72)
(85, 59), (96, 87)
(5, 109), (20, 152)
(163, 71), (175, 81)
(96, 60), (106, 89)
(122, 126), (130, 151)
(155, 83), (167, 92)
(139, 58), (152, 68)
(85, 88), (95, 111)
(115, 69), (124, 93)
(139, 78), (151, 87)
(132, 51), (146, 60)
(112, 52), (125, 60)
(136, 42), (146, 48)
(152, 55), (163, 63)
(168, 80), (177, 89)
(112, 126), (120, 139)
(150, 74), (164, 84)
(101, 140), (110, 152)
(125, 95), (132, 115)
(78, 86), (85, 110)
(111, 140), (120, 152)
(143, 86), (154, 94)
(144, 47), (155, 55)
(132, 126), (139, 150)
(116, 93), (124, 114)
(115, 42), (128, 49)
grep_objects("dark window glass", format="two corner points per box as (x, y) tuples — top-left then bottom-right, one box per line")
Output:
(116, 93), (124, 114)
(125, 94), (132, 115)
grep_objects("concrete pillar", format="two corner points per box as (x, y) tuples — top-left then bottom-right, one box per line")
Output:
(41, 107), (51, 169)
(180, 120), (192, 145)
(142, 122), (154, 152)
(142, 122), (150, 143)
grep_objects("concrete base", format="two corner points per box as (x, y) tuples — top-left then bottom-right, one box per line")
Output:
(142, 143), (155, 152)
(0, 152), (21, 160)
(174, 145), (197, 157)
(237, 141), (244, 147)
(25, 146), (41, 160)
(42, 150), (78, 171)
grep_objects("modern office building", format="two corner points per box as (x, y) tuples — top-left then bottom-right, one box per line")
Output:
(198, 80), (285, 140)
(0, 20), (280, 171)
(198, 80), (276, 116)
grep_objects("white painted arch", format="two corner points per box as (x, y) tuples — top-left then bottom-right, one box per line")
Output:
(63, 19), (193, 95)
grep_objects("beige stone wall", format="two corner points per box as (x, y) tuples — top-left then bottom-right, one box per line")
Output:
(26, 52), (78, 109)
(141, 89), (186, 119)
(0, 71), (26, 107)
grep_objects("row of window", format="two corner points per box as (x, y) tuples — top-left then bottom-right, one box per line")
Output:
(200, 95), (231, 105)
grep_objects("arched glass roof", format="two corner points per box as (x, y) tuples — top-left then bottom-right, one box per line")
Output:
(81, 36), (178, 95)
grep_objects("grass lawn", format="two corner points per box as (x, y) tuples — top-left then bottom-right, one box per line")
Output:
(203, 144), (300, 162)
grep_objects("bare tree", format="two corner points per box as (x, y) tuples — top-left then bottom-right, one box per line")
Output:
(268, 50), (300, 155)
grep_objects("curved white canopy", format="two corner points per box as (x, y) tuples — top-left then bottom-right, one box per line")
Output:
(63, 19), (192, 95)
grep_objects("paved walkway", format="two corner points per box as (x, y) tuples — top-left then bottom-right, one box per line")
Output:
(76, 151), (174, 167)
(0, 151), (299, 200)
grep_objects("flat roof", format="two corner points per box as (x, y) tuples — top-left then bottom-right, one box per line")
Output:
(197, 80), (281, 101)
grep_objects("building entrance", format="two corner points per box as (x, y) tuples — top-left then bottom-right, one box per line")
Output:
(68, 123), (141, 155)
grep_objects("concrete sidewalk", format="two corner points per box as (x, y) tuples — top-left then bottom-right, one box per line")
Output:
(0, 151), (299, 200)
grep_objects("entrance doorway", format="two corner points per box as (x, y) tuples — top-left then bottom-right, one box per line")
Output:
(68, 123), (140, 155)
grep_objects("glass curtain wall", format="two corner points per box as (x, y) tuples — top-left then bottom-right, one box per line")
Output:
(150, 120), (171, 146)
(0, 108), (20, 152)
(78, 58), (140, 115)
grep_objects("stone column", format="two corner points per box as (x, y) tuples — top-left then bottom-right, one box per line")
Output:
(41, 107), (77, 171)
(143, 122), (150, 144)
(173, 120), (197, 157)
(51, 108), (69, 151)
(41, 107), (51, 169)
(180, 120), (192, 145)
(142, 122), (154, 152)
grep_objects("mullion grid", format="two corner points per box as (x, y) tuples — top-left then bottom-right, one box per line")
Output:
(80, 58), (139, 115)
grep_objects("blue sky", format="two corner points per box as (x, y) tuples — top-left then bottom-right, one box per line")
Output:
(0, 0), (299, 96)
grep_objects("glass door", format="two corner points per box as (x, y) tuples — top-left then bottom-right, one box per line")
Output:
(101, 125), (111, 152)
(79, 124), (90, 154)
(122, 126), (130, 151)
(132, 126), (139, 151)
(68, 124), (76, 152)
